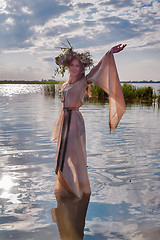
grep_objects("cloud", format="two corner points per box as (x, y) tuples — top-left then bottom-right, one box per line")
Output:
(0, 0), (72, 51)
(100, 0), (134, 8)
(31, 0), (72, 26)
(0, 0), (160, 80)
(5, 0), (72, 26)
(0, 17), (34, 50)
(1, 0), (160, 52)
(76, 3), (94, 9)
(43, 57), (54, 62)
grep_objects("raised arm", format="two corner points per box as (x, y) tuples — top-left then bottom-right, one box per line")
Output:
(86, 44), (127, 82)
(111, 44), (127, 54)
(85, 44), (126, 131)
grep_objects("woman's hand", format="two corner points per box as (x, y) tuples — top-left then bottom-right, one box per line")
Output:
(111, 44), (127, 54)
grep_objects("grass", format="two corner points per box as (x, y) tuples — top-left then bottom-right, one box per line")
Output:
(44, 82), (160, 103)
(43, 84), (55, 96)
(91, 84), (109, 99)
(89, 83), (159, 103)
(0, 80), (62, 84)
(121, 83), (154, 102)
(1, 80), (160, 103)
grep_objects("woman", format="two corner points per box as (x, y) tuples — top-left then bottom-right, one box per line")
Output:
(51, 42), (126, 199)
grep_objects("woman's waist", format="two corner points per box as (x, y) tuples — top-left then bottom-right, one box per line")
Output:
(63, 107), (79, 111)
(63, 105), (80, 111)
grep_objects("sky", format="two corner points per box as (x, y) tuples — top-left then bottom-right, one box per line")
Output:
(0, 0), (160, 82)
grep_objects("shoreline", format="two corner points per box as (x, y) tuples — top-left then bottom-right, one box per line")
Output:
(0, 80), (57, 84)
(0, 80), (160, 84)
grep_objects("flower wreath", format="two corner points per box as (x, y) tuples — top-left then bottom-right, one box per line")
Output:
(54, 40), (94, 77)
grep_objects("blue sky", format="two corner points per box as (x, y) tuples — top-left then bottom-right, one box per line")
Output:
(0, 0), (160, 81)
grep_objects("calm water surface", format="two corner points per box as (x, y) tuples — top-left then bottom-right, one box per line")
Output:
(0, 84), (160, 240)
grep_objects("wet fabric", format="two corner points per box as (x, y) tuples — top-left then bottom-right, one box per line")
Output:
(51, 50), (126, 198)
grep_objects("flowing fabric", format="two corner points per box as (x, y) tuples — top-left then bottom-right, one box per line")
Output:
(86, 50), (126, 130)
(51, 50), (125, 198)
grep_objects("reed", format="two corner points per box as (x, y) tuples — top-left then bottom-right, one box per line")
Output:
(21, 81), (159, 103)
(89, 83), (160, 103)
(157, 90), (160, 102)
(91, 84), (108, 99)
(43, 84), (55, 96)
(121, 83), (154, 102)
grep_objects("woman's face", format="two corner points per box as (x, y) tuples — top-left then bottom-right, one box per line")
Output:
(68, 58), (82, 78)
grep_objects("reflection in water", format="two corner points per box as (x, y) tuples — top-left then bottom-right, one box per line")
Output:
(0, 84), (43, 97)
(52, 193), (90, 240)
(0, 174), (20, 204)
(0, 84), (160, 239)
(0, 175), (14, 191)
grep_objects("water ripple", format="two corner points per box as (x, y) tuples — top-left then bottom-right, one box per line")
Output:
(0, 85), (160, 239)
(0, 84), (43, 96)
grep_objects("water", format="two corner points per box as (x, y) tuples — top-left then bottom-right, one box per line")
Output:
(0, 84), (160, 240)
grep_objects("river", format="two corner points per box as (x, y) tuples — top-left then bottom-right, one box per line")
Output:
(0, 84), (160, 240)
